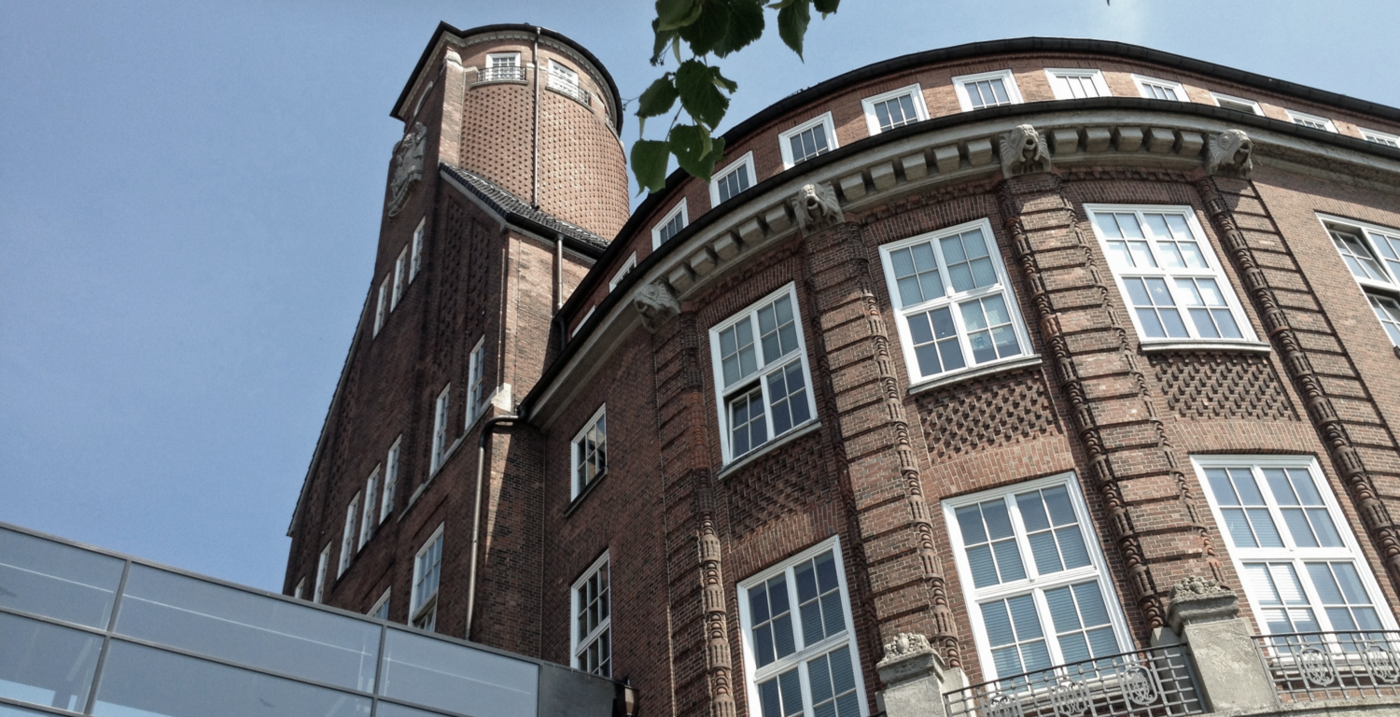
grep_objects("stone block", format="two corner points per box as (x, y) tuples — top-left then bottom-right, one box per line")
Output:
(838, 173), (867, 201)
(901, 153), (928, 180)
(966, 138), (993, 166)
(870, 161), (898, 190)
(712, 233), (739, 260)
(1115, 127), (1144, 152)
(1085, 127), (1113, 152)
(934, 145), (960, 173)
(1051, 128), (1081, 154)
(1146, 127), (1176, 153)
(763, 204), (793, 233)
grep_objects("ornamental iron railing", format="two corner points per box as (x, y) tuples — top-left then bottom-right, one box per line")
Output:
(1253, 630), (1400, 702)
(547, 76), (592, 107)
(943, 645), (1204, 717)
(477, 65), (526, 84)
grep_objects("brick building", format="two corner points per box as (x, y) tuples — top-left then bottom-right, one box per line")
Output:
(285, 21), (1400, 717)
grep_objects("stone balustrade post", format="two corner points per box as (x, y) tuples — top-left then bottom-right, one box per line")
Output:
(876, 633), (966, 717)
(1165, 577), (1278, 715)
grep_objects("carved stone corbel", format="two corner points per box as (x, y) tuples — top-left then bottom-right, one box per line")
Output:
(387, 122), (428, 217)
(791, 182), (843, 233)
(1205, 129), (1254, 179)
(634, 281), (680, 333)
(999, 124), (1051, 177)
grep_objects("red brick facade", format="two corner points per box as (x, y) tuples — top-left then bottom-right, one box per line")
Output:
(286, 26), (1400, 717)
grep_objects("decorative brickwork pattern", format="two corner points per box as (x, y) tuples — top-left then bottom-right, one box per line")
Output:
(724, 439), (835, 537)
(1150, 352), (1297, 421)
(916, 368), (1059, 459)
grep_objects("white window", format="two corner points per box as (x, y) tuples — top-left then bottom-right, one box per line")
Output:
(431, 385), (451, 474)
(359, 467), (380, 550)
(952, 70), (1023, 111)
(374, 277), (389, 336)
(314, 545), (330, 603)
(944, 474), (1131, 683)
(293, 578), (305, 600)
(467, 338), (486, 426)
(1320, 215), (1400, 347)
(411, 218), (425, 280)
(381, 437), (401, 524)
(572, 553), (612, 677)
(710, 152), (756, 206)
(861, 84), (929, 134)
(709, 284), (817, 463)
(1360, 128), (1400, 148)
(411, 525), (444, 631)
(1286, 109), (1338, 133)
(1086, 205), (1257, 346)
(609, 253), (638, 292)
(651, 199), (688, 249)
(339, 492), (360, 576)
(878, 219), (1032, 386)
(1211, 92), (1264, 116)
(1193, 455), (1396, 636)
(392, 247), (407, 310)
(370, 589), (391, 621)
(548, 60), (579, 91)
(482, 52), (524, 83)
(571, 405), (607, 498)
(779, 113), (838, 169)
(738, 538), (867, 717)
(1131, 74), (1188, 102)
(1045, 69), (1109, 100)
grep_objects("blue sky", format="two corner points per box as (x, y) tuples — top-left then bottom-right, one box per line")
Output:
(3, 0), (1398, 593)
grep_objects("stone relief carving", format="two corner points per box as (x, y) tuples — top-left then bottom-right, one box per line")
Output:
(1169, 575), (1230, 600)
(792, 182), (843, 233)
(387, 122), (428, 217)
(881, 633), (934, 662)
(634, 281), (680, 332)
(999, 124), (1051, 177)
(1206, 129), (1254, 179)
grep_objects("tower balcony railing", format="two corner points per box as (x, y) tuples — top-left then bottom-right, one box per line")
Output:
(1252, 630), (1400, 703)
(547, 76), (592, 108)
(942, 645), (1205, 717)
(476, 65), (526, 84)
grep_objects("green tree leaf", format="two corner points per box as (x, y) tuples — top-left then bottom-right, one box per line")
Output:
(655, 0), (701, 32)
(678, 0), (730, 56)
(676, 59), (730, 129)
(777, 0), (811, 59)
(631, 139), (672, 194)
(713, 0), (765, 57)
(813, 0), (839, 16)
(709, 65), (738, 93)
(636, 76), (679, 135)
(669, 124), (727, 181)
(650, 21), (675, 65)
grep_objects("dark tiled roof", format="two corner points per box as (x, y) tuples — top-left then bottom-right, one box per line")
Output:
(440, 162), (610, 253)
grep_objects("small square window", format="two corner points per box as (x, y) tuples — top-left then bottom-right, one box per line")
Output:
(1286, 109), (1338, 133)
(392, 247), (407, 310)
(861, 84), (929, 134)
(339, 492), (360, 577)
(482, 52), (524, 83)
(1320, 214), (1400, 347)
(374, 277), (389, 336)
(369, 589), (391, 620)
(609, 253), (638, 292)
(1211, 92), (1264, 116)
(1086, 205), (1258, 347)
(430, 385), (452, 474)
(572, 553), (612, 677)
(314, 545), (330, 603)
(381, 437), (401, 524)
(572, 405), (607, 498)
(1360, 128), (1400, 148)
(1045, 69), (1110, 100)
(467, 338), (487, 427)
(411, 525), (444, 632)
(410, 218), (425, 280)
(709, 284), (817, 463)
(952, 70), (1023, 112)
(709, 152), (756, 206)
(778, 113), (838, 169)
(651, 199), (688, 249)
(1131, 74), (1189, 102)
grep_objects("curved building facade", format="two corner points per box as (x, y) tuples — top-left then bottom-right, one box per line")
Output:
(286, 24), (1400, 717)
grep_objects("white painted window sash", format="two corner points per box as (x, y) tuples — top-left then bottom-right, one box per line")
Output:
(359, 467), (380, 550)
(778, 113), (838, 169)
(571, 552), (612, 676)
(314, 545), (330, 603)
(860, 84), (929, 135)
(651, 199), (689, 249)
(709, 151), (757, 206)
(1044, 69), (1110, 100)
(410, 218), (425, 280)
(431, 385), (451, 473)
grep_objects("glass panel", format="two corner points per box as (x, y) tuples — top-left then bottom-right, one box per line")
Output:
(375, 703), (460, 717)
(93, 640), (371, 717)
(115, 565), (381, 692)
(0, 527), (125, 628)
(0, 704), (62, 717)
(0, 613), (101, 712)
(380, 629), (538, 717)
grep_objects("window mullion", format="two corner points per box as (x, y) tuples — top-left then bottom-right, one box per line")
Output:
(1005, 493), (1040, 582)
(1292, 556), (1335, 632)
(798, 654), (816, 717)
(1030, 587), (1067, 669)
(1254, 466), (1299, 553)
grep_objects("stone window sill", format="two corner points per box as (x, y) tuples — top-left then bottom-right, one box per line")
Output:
(564, 470), (607, 518)
(1138, 340), (1272, 355)
(907, 355), (1043, 396)
(716, 421), (822, 480)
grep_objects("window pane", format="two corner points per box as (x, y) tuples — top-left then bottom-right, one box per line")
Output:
(0, 527), (125, 628)
(0, 613), (101, 712)
(380, 629), (538, 717)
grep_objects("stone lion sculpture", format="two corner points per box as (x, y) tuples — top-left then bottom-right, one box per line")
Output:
(792, 182), (842, 233)
(999, 124), (1051, 176)
(1206, 129), (1254, 179)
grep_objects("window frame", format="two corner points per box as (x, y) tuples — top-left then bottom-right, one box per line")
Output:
(359, 466), (380, 551)
(571, 405), (608, 499)
(1211, 92), (1264, 116)
(778, 113), (839, 169)
(609, 253), (638, 292)
(877, 218), (1034, 388)
(370, 588), (391, 620)
(1317, 214), (1400, 348)
(430, 384), (452, 474)
(410, 523), (444, 631)
(952, 70), (1024, 112)
(467, 337), (487, 427)
(1085, 204), (1260, 348)
(1360, 128), (1400, 148)
(571, 551), (612, 677)
(392, 247), (407, 310)
(1191, 454), (1398, 635)
(943, 472), (1134, 682)
(708, 283), (819, 465)
(736, 536), (868, 717)
(1286, 109), (1339, 133)
(374, 277), (389, 336)
(651, 199), (689, 249)
(294, 578), (305, 600)
(860, 84), (930, 135)
(314, 544), (330, 603)
(410, 218), (425, 280)
(709, 151), (757, 206)
(339, 491), (360, 577)
(1044, 69), (1110, 100)
(382, 436), (400, 524)
(1130, 74), (1189, 103)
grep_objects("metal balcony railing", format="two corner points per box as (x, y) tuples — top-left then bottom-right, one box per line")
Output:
(943, 645), (1204, 717)
(1253, 630), (1400, 702)
(477, 65), (526, 84)
(547, 76), (592, 107)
